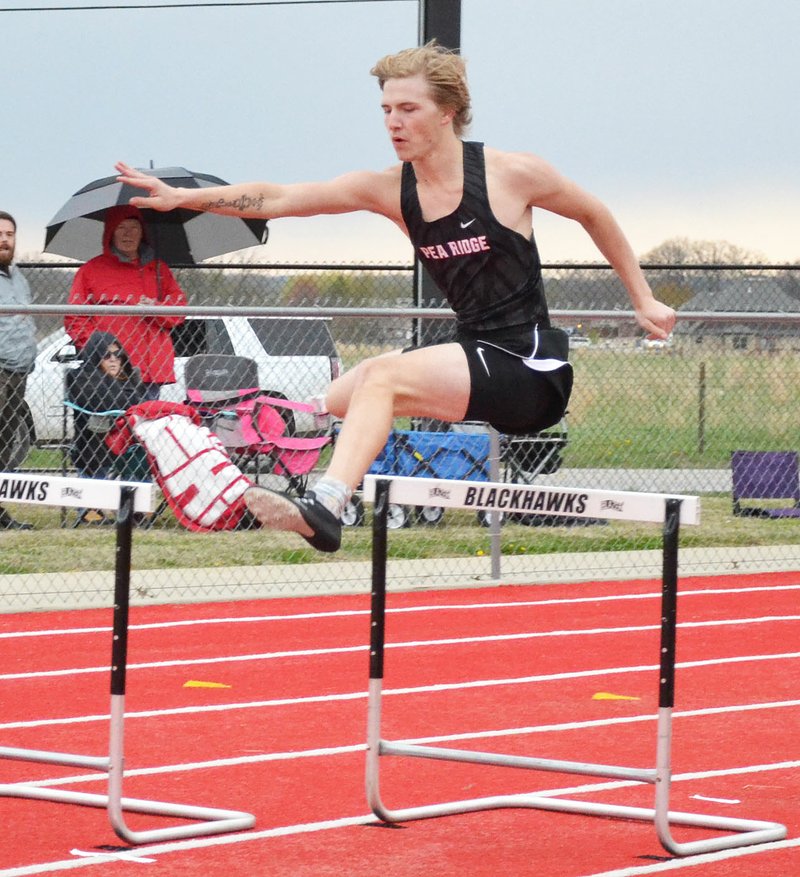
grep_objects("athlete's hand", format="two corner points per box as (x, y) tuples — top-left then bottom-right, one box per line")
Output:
(635, 299), (676, 341)
(115, 162), (182, 212)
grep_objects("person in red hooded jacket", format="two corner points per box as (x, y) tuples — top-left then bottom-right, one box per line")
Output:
(65, 205), (187, 398)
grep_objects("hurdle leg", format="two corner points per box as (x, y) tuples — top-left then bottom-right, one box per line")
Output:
(364, 481), (787, 853)
(105, 486), (256, 843)
(0, 484), (255, 844)
(651, 499), (786, 855)
(365, 478), (389, 816)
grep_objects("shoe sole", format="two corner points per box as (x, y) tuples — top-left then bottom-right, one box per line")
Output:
(244, 486), (341, 552)
(244, 487), (314, 539)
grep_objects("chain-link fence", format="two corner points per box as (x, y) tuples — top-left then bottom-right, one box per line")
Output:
(2, 262), (799, 610)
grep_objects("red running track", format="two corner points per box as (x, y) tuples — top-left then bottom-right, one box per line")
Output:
(0, 570), (798, 876)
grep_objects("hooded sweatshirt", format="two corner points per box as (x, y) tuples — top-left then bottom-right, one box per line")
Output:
(65, 205), (187, 384)
(67, 330), (147, 475)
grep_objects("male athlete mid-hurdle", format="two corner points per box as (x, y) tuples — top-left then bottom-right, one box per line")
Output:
(115, 42), (675, 553)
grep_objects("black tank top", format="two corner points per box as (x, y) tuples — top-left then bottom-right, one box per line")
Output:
(401, 141), (550, 342)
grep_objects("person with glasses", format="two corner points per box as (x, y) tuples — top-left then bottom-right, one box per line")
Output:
(67, 331), (146, 524)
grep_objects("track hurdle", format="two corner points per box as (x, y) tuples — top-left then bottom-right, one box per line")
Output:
(0, 473), (255, 844)
(362, 475), (787, 857)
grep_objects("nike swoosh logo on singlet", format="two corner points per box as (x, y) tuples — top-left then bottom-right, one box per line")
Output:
(460, 218), (476, 229)
(476, 346), (490, 376)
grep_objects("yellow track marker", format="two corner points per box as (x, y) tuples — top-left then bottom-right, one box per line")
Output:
(183, 680), (231, 689)
(592, 692), (640, 701)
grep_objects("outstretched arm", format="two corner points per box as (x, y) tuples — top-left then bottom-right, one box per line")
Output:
(569, 192), (675, 340)
(511, 154), (676, 340)
(114, 161), (401, 223)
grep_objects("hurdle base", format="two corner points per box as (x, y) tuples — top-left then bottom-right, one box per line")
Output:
(367, 778), (786, 857)
(0, 713), (255, 845)
(0, 778), (255, 844)
(365, 694), (787, 857)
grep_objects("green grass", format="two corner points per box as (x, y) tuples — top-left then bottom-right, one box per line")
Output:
(555, 347), (800, 468)
(8, 343), (797, 574)
(22, 447), (65, 470)
(336, 343), (800, 470)
(0, 495), (794, 574)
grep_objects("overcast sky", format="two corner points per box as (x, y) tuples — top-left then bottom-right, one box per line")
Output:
(4, 0), (798, 264)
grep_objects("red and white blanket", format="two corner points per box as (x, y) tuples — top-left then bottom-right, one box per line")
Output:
(107, 401), (253, 532)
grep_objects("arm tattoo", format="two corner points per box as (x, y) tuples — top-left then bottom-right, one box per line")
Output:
(201, 193), (266, 213)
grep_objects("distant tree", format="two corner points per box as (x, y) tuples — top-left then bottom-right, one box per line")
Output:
(177, 267), (227, 305)
(283, 276), (324, 306)
(639, 237), (768, 307)
(640, 237), (766, 265)
(278, 271), (414, 345)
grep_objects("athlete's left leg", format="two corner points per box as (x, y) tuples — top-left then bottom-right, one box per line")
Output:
(244, 343), (470, 551)
(324, 343), (469, 487)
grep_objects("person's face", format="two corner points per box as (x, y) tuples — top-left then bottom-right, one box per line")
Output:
(112, 218), (143, 259)
(0, 219), (16, 267)
(99, 345), (123, 378)
(381, 74), (454, 162)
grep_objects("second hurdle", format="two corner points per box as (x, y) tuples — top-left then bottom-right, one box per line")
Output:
(0, 473), (255, 845)
(362, 474), (787, 857)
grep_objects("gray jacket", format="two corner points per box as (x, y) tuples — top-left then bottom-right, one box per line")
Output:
(0, 265), (37, 373)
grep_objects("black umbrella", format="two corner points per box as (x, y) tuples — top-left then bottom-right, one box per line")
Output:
(44, 166), (269, 264)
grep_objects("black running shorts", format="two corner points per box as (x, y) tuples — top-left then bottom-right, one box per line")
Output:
(459, 337), (572, 435)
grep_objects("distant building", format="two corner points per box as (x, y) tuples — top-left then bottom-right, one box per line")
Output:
(677, 277), (800, 351)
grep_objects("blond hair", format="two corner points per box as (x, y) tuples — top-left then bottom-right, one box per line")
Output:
(370, 41), (472, 137)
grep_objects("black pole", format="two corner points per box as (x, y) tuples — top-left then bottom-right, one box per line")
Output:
(369, 479), (391, 680)
(413, 0), (462, 353)
(419, 0), (461, 48)
(658, 498), (682, 709)
(110, 485), (135, 697)
(697, 362), (706, 455)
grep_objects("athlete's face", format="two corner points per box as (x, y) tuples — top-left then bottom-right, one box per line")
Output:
(381, 74), (454, 161)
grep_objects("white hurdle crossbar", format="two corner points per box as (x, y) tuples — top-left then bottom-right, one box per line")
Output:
(0, 473), (255, 844)
(361, 474), (787, 857)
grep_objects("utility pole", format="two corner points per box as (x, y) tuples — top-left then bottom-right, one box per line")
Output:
(413, 0), (462, 349)
(419, 0), (461, 50)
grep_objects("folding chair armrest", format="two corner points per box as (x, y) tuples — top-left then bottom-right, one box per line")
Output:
(65, 401), (126, 417)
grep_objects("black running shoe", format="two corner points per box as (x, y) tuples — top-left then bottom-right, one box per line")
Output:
(244, 487), (342, 553)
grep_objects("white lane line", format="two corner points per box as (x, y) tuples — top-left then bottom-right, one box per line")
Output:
(4, 653), (800, 731)
(3, 616), (798, 681)
(0, 814), (378, 876)
(3, 763), (798, 877)
(580, 836), (800, 876)
(2, 583), (799, 640)
(7, 699), (800, 772)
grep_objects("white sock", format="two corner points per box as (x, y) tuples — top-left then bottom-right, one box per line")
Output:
(311, 477), (352, 519)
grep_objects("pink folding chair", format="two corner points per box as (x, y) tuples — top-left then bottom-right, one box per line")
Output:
(184, 354), (330, 496)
